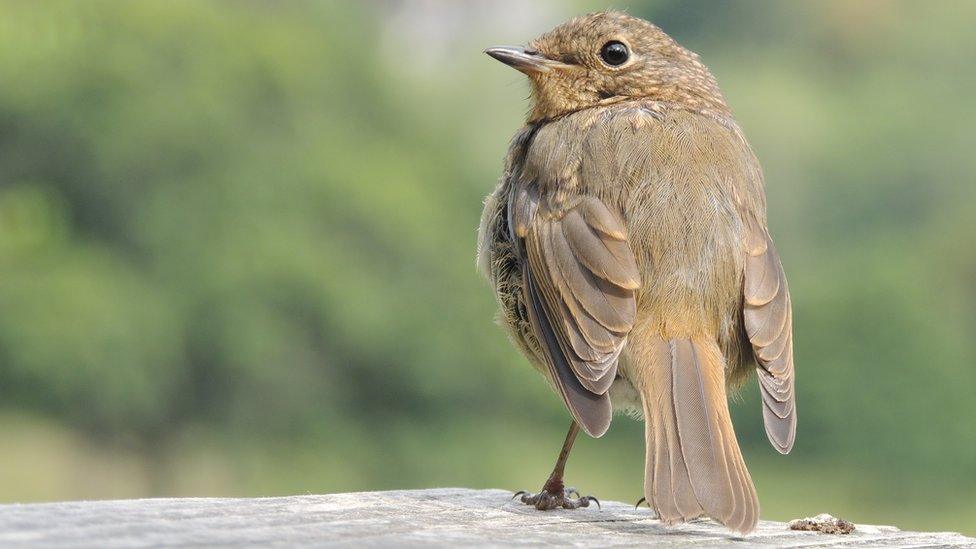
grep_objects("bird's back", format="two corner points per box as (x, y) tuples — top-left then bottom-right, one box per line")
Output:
(487, 101), (766, 381)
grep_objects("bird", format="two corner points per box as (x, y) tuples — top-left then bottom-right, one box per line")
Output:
(477, 11), (796, 534)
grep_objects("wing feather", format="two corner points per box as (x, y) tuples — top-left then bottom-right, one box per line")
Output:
(743, 224), (797, 454)
(515, 190), (639, 437)
(562, 209), (641, 290)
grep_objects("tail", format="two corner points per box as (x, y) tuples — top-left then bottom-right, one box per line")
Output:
(632, 336), (759, 534)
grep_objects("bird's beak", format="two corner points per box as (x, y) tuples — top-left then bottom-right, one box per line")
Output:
(483, 46), (571, 74)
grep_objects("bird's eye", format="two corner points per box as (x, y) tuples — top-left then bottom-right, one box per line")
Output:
(600, 41), (629, 66)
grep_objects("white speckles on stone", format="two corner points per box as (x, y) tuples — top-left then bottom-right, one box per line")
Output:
(0, 488), (972, 548)
(788, 513), (857, 535)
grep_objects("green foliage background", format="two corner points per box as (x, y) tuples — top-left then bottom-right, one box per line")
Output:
(0, 0), (974, 535)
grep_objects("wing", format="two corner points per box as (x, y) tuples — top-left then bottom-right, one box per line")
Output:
(743, 216), (797, 453)
(511, 187), (640, 437)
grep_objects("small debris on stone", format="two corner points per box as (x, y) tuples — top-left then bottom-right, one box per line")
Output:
(788, 513), (856, 535)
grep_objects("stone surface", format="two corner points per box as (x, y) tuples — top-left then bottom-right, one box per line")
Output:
(0, 488), (972, 547)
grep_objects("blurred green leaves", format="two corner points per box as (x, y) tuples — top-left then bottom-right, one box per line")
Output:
(0, 0), (547, 442)
(0, 235), (184, 436)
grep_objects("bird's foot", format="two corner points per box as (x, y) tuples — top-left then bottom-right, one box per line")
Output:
(512, 485), (600, 510)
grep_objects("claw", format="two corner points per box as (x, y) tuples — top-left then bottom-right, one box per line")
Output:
(635, 496), (647, 509)
(584, 495), (601, 510)
(512, 487), (598, 511)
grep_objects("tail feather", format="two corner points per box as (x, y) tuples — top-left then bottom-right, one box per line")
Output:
(635, 337), (759, 534)
(644, 340), (703, 522)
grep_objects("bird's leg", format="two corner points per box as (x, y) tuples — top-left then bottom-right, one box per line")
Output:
(512, 421), (599, 510)
(542, 419), (578, 494)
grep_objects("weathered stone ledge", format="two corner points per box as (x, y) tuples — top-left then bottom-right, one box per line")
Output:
(0, 488), (972, 547)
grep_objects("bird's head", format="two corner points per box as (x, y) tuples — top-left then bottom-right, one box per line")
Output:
(485, 11), (728, 123)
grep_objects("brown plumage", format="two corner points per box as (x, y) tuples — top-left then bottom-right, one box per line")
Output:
(478, 11), (796, 534)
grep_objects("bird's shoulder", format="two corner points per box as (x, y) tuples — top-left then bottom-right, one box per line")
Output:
(531, 100), (740, 147)
(514, 101), (758, 205)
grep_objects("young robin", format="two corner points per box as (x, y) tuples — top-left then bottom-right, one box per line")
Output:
(478, 11), (796, 534)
